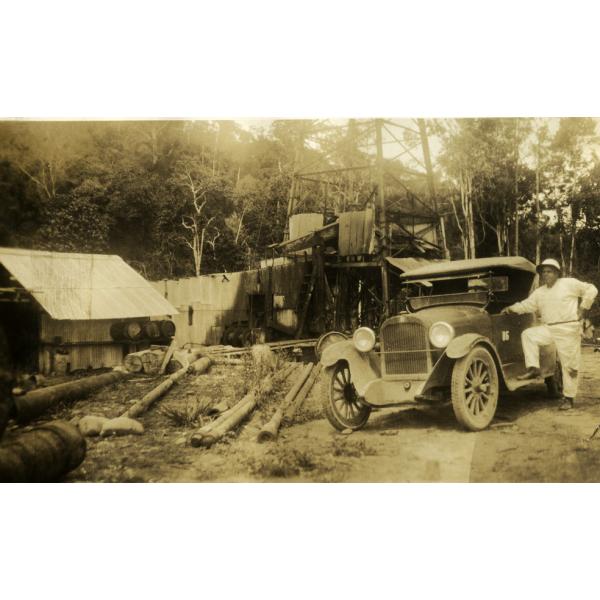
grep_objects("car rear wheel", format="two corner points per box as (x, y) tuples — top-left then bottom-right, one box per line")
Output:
(451, 346), (499, 431)
(323, 362), (371, 431)
(545, 360), (563, 399)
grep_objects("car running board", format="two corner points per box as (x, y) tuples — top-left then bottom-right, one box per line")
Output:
(504, 376), (546, 392)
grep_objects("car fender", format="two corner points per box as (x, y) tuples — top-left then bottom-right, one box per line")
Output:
(320, 340), (380, 397)
(441, 333), (507, 387)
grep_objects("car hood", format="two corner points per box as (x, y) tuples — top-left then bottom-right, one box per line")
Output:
(382, 305), (491, 338)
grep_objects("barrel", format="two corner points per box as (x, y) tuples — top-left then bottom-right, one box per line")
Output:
(110, 322), (126, 341)
(0, 420), (86, 482)
(159, 320), (176, 339)
(124, 321), (143, 341)
(224, 325), (239, 346)
(143, 321), (162, 340)
(240, 329), (253, 347)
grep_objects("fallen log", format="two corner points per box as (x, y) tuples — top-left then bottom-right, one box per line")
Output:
(14, 371), (130, 424)
(124, 351), (145, 373)
(207, 338), (318, 357)
(190, 391), (257, 448)
(0, 420), (86, 482)
(188, 356), (213, 375)
(158, 338), (178, 375)
(142, 349), (165, 374)
(123, 365), (188, 419)
(284, 363), (322, 421)
(212, 357), (244, 366)
(257, 363), (315, 443)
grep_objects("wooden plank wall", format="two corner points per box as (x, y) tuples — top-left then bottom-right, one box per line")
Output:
(152, 271), (260, 346)
(152, 263), (308, 346)
(338, 209), (375, 256)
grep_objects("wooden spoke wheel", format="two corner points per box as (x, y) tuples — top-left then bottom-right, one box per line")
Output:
(451, 346), (499, 431)
(323, 362), (371, 431)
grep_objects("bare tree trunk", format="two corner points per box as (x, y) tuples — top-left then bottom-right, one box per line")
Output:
(513, 120), (520, 256)
(235, 206), (247, 244)
(556, 206), (566, 271)
(198, 227), (205, 276)
(535, 157), (541, 265)
(460, 170), (476, 259)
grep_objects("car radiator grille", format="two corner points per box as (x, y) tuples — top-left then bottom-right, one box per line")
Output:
(381, 321), (429, 375)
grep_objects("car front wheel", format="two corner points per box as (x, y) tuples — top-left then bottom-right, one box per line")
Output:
(323, 362), (371, 431)
(451, 346), (499, 431)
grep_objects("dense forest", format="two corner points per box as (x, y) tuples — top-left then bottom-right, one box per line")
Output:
(1, 118), (599, 295)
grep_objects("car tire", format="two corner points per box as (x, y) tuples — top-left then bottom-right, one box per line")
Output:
(323, 362), (371, 432)
(451, 346), (499, 431)
(545, 361), (563, 399)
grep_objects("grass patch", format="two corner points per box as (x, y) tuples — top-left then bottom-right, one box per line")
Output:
(160, 397), (214, 427)
(247, 445), (321, 478)
(331, 438), (377, 458)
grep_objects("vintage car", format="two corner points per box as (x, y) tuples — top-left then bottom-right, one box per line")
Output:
(319, 256), (562, 432)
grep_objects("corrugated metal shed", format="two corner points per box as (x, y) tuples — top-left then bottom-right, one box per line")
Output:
(0, 247), (177, 320)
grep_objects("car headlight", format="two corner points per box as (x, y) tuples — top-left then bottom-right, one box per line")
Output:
(428, 322), (455, 348)
(353, 327), (376, 352)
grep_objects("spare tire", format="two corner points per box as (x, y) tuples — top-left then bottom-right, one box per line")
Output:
(315, 331), (348, 361)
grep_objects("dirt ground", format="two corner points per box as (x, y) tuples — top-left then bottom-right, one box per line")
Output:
(10, 347), (600, 483)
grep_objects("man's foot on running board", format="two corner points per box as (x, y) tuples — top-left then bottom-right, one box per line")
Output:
(516, 367), (541, 381)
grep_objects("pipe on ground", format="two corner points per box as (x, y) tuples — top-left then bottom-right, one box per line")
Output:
(0, 420), (86, 482)
(14, 371), (130, 424)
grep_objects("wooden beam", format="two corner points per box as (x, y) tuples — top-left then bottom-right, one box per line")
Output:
(327, 261), (381, 268)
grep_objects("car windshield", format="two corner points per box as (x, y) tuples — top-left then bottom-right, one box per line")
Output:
(407, 290), (489, 311)
(401, 268), (534, 313)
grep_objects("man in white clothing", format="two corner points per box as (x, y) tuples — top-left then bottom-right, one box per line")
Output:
(501, 258), (598, 410)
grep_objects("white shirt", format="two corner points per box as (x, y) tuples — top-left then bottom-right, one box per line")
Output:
(510, 277), (598, 324)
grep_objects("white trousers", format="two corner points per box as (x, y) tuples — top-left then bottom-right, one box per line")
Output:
(521, 323), (582, 399)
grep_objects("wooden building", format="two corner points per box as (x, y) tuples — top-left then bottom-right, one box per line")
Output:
(0, 248), (177, 374)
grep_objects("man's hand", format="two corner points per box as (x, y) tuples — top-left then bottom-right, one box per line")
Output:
(500, 306), (512, 315)
(578, 306), (588, 320)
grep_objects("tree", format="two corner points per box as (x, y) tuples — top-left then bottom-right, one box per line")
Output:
(544, 118), (597, 274)
(171, 158), (235, 276)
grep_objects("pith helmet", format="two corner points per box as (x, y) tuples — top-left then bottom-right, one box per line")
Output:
(536, 258), (561, 274)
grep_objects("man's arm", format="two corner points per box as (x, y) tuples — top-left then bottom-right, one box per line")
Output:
(501, 289), (539, 315)
(572, 279), (598, 318)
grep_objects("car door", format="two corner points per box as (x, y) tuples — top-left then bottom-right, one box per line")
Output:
(490, 313), (535, 380)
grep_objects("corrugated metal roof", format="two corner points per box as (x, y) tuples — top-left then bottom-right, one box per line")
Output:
(0, 247), (178, 320)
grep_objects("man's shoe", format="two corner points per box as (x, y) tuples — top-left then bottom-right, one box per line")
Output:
(516, 367), (541, 381)
(558, 397), (574, 411)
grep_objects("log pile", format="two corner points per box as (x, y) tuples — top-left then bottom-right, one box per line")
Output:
(257, 363), (318, 443)
(190, 390), (258, 448)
